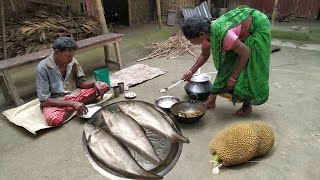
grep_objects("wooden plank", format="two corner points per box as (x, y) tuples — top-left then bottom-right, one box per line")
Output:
(0, 33), (124, 70)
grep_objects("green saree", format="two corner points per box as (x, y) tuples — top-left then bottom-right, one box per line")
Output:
(210, 7), (271, 105)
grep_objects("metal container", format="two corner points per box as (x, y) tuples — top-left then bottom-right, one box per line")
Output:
(118, 82), (125, 94)
(170, 101), (207, 123)
(155, 96), (180, 111)
(112, 85), (119, 97)
(184, 74), (212, 100)
(82, 100), (183, 179)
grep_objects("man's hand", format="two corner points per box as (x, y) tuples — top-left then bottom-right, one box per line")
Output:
(70, 101), (88, 116)
(94, 82), (108, 99)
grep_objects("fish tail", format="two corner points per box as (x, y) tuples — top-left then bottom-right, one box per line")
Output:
(171, 132), (190, 143)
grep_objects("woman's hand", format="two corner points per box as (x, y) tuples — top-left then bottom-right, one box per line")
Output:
(227, 77), (237, 93)
(94, 82), (108, 99)
(182, 71), (194, 81)
(70, 101), (88, 115)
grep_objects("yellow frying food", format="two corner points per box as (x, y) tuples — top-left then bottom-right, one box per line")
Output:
(177, 110), (202, 118)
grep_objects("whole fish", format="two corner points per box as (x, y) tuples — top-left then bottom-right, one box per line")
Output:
(84, 124), (161, 179)
(101, 109), (162, 165)
(118, 101), (190, 143)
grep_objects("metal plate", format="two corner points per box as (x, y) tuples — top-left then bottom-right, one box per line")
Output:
(82, 100), (183, 179)
(79, 104), (102, 119)
(124, 92), (137, 99)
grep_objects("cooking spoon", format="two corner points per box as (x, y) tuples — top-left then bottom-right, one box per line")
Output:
(159, 72), (217, 93)
(160, 79), (184, 93)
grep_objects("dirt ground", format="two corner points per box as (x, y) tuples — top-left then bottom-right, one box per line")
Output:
(0, 23), (320, 180)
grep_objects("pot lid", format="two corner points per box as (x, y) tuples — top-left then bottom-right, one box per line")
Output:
(190, 74), (211, 82)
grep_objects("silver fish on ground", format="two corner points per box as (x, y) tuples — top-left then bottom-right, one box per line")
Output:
(84, 124), (162, 179)
(101, 109), (162, 165)
(118, 101), (190, 143)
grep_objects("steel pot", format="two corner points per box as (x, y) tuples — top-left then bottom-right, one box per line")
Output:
(170, 101), (207, 123)
(184, 74), (212, 100)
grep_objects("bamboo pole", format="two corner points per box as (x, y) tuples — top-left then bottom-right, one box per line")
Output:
(94, 0), (109, 63)
(128, 0), (132, 26)
(156, 0), (162, 30)
(272, 0), (279, 27)
(1, 0), (7, 59)
(207, 0), (211, 13)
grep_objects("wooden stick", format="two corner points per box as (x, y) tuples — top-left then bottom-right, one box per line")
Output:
(128, 0), (132, 26)
(272, 0), (279, 27)
(156, 0), (162, 30)
(1, 0), (7, 59)
(94, 0), (109, 62)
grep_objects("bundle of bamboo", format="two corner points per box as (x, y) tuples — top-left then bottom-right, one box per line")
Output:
(0, 4), (102, 60)
(137, 33), (197, 62)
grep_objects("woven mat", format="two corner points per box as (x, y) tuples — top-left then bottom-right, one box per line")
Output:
(110, 64), (167, 90)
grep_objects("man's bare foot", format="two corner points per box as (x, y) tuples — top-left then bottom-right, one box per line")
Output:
(204, 94), (217, 109)
(233, 103), (252, 116)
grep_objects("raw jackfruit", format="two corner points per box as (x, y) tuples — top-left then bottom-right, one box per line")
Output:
(209, 121), (275, 166)
(249, 121), (275, 157)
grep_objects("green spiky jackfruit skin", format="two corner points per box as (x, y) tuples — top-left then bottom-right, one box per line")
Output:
(208, 123), (259, 166)
(249, 121), (275, 157)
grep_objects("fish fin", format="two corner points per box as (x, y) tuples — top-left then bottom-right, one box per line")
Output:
(87, 134), (92, 144)
(101, 110), (113, 128)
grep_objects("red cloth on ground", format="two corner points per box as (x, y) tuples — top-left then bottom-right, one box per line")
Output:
(43, 82), (108, 126)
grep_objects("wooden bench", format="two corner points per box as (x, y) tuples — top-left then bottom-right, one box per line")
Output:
(0, 33), (124, 106)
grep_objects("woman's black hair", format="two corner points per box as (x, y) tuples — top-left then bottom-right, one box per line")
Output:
(52, 37), (79, 52)
(181, 16), (211, 39)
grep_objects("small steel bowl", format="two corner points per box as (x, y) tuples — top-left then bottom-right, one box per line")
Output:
(155, 96), (180, 111)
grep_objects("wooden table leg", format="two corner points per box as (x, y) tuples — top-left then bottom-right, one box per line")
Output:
(2, 70), (23, 106)
(113, 42), (122, 69)
(103, 45), (110, 69)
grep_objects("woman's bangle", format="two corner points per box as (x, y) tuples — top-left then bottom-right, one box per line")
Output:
(229, 77), (237, 82)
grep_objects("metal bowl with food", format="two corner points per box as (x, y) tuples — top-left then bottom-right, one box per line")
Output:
(170, 101), (207, 123)
(155, 96), (180, 111)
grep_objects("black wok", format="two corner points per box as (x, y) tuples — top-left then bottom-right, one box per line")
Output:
(170, 101), (207, 123)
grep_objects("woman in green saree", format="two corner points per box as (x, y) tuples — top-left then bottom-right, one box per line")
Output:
(181, 7), (271, 116)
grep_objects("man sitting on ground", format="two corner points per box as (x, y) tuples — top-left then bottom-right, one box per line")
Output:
(36, 37), (109, 126)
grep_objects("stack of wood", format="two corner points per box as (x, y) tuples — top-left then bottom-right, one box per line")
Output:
(0, 4), (102, 60)
(137, 33), (197, 62)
